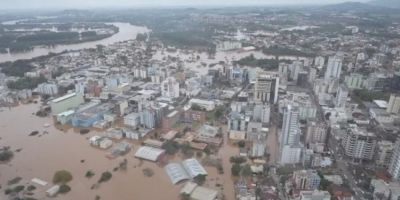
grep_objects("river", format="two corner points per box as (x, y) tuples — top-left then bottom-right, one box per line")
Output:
(0, 22), (150, 63)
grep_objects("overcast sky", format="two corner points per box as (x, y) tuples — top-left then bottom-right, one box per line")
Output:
(0, 0), (370, 10)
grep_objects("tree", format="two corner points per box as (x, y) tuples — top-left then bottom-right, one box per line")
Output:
(230, 156), (247, 164)
(214, 107), (224, 119)
(98, 171), (112, 183)
(85, 170), (95, 178)
(0, 148), (14, 162)
(53, 170), (73, 184)
(181, 143), (194, 157)
(231, 164), (242, 176)
(180, 193), (190, 200)
(238, 140), (246, 148)
(191, 104), (204, 111)
(162, 140), (180, 155)
(241, 164), (252, 177)
(58, 184), (71, 194)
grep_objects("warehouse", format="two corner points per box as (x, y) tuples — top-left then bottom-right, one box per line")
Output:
(134, 146), (165, 162)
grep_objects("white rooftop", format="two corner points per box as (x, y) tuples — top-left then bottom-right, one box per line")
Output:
(134, 146), (165, 162)
(51, 92), (77, 103)
(190, 186), (218, 200)
(374, 100), (388, 109)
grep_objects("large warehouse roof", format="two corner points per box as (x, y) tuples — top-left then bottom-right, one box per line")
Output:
(165, 158), (208, 184)
(165, 163), (190, 184)
(134, 146), (165, 162)
(183, 158), (208, 178)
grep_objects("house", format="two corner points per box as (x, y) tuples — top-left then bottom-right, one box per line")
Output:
(198, 125), (219, 138)
(111, 141), (132, 156)
(229, 130), (246, 140)
(162, 130), (179, 141)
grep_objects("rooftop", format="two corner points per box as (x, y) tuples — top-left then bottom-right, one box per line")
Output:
(51, 92), (78, 103)
(134, 146), (165, 162)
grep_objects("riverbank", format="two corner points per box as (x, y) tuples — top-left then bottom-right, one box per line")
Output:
(0, 23), (150, 63)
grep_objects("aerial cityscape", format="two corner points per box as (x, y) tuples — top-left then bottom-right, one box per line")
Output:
(0, 0), (400, 200)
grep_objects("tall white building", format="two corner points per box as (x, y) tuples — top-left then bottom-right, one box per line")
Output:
(324, 56), (343, 81)
(314, 56), (325, 69)
(387, 94), (400, 114)
(254, 71), (279, 104)
(335, 84), (348, 108)
(36, 83), (59, 96)
(280, 105), (302, 165)
(308, 67), (317, 84)
(345, 73), (364, 89)
(161, 77), (180, 99)
(290, 61), (302, 81)
(389, 139), (400, 181)
(253, 103), (271, 124)
(341, 125), (377, 161)
(305, 121), (327, 145)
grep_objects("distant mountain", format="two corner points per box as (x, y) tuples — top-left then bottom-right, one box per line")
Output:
(319, 1), (399, 12)
(369, 0), (400, 8)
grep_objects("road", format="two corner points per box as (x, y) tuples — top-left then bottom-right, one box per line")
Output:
(308, 85), (362, 200)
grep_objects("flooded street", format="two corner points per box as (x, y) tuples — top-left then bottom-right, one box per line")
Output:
(0, 103), (239, 200)
(0, 103), (179, 200)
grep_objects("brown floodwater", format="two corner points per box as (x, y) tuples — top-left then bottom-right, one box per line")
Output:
(0, 103), (237, 200)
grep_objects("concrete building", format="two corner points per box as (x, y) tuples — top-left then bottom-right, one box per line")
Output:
(36, 82), (58, 96)
(124, 112), (141, 127)
(308, 67), (317, 84)
(324, 56), (342, 81)
(387, 94), (400, 114)
(280, 145), (303, 165)
(216, 40), (242, 51)
(345, 73), (364, 89)
(376, 140), (394, 167)
(254, 71), (279, 104)
(188, 99), (215, 111)
(314, 56), (325, 69)
(305, 121), (327, 145)
(161, 77), (180, 99)
(293, 170), (321, 190)
(279, 92), (317, 120)
(50, 92), (84, 115)
(290, 61), (303, 81)
(253, 103), (270, 124)
(335, 84), (349, 108)
(341, 125), (377, 161)
(228, 112), (250, 132)
(389, 139), (400, 181)
(280, 105), (303, 165)
(299, 190), (331, 200)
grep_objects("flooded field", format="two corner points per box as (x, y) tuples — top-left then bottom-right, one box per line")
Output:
(0, 103), (238, 200)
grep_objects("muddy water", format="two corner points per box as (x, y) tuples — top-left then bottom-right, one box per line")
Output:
(0, 103), (239, 200)
(152, 49), (268, 75)
(0, 103), (178, 200)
